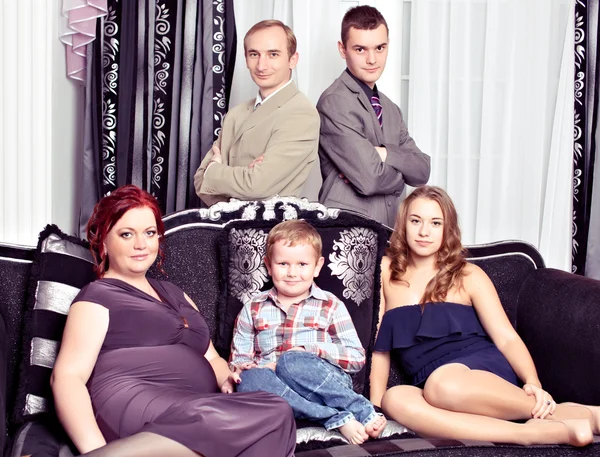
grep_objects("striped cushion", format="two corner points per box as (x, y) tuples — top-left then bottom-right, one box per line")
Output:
(14, 225), (95, 423)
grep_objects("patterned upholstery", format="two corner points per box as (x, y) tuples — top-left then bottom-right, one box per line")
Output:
(215, 205), (389, 396)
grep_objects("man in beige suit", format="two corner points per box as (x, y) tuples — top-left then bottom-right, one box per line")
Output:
(194, 20), (320, 206)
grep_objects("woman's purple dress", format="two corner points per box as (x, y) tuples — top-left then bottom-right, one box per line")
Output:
(74, 278), (296, 457)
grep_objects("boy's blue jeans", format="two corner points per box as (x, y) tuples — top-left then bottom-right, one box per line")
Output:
(237, 351), (377, 430)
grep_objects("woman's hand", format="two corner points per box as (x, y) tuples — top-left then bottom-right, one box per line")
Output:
(523, 383), (556, 418)
(220, 368), (242, 394)
(220, 362), (257, 393)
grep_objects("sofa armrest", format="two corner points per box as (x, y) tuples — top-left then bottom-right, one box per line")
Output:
(516, 268), (600, 405)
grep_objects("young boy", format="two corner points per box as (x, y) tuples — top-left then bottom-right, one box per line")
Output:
(230, 220), (386, 444)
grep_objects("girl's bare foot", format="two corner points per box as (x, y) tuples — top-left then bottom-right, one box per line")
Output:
(561, 403), (600, 435)
(338, 419), (368, 444)
(560, 419), (594, 446)
(526, 418), (592, 446)
(365, 413), (387, 439)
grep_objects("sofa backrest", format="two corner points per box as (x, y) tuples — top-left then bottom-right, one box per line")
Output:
(152, 198), (390, 395)
(0, 198), (547, 437)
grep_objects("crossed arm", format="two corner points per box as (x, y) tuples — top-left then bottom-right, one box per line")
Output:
(318, 94), (430, 196)
(195, 109), (319, 205)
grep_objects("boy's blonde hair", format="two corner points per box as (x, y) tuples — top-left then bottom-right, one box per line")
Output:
(265, 220), (322, 261)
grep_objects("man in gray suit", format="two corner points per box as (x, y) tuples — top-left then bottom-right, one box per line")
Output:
(194, 20), (319, 207)
(317, 6), (430, 227)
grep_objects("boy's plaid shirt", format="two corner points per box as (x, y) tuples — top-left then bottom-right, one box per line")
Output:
(230, 284), (366, 373)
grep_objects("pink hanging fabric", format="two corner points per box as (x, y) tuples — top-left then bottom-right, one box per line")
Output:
(59, 0), (108, 83)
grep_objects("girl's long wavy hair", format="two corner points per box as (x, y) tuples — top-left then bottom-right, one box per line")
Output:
(387, 186), (467, 305)
(87, 185), (166, 277)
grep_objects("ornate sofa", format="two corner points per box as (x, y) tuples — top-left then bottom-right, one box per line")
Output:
(0, 198), (599, 457)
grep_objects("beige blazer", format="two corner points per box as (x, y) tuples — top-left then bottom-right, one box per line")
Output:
(194, 82), (320, 206)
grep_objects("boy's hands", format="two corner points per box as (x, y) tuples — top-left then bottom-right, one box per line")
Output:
(262, 347), (304, 372)
(264, 361), (277, 371)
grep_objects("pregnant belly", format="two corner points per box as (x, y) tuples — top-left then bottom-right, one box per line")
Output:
(89, 344), (218, 400)
(88, 344), (220, 440)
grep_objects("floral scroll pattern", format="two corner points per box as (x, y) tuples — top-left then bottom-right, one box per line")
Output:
(213, 0), (227, 138)
(150, 1), (175, 204)
(228, 228), (269, 305)
(572, 0), (595, 274)
(328, 228), (377, 305)
(101, 2), (121, 196)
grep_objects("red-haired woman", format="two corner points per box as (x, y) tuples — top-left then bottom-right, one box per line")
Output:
(51, 185), (296, 457)
(370, 186), (598, 446)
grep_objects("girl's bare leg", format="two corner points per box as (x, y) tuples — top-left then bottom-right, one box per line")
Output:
(423, 363), (600, 433)
(381, 385), (592, 446)
(81, 433), (200, 457)
(422, 364), (537, 420)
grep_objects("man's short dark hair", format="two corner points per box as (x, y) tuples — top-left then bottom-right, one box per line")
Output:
(341, 5), (389, 47)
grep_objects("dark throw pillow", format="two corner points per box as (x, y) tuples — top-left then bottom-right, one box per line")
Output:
(14, 225), (96, 424)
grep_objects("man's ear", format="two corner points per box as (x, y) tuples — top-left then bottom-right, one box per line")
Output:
(289, 51), (299, 70)
(313, 256), (325, 278)
(338, 41), (347, 59)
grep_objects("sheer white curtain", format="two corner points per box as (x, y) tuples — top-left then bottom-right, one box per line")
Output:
(0, 0), (53, 245)
(409, 0), (574, 270)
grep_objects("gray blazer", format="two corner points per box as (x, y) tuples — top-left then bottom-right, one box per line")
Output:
(317, 71), (430, 227)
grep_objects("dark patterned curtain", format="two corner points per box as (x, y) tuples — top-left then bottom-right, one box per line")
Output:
(78, 0), (236, 236)
(572, 0), (599, 275)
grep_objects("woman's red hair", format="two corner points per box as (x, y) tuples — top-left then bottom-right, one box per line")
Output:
(86, 185), (165, 277)
(387, 186), (467, 306)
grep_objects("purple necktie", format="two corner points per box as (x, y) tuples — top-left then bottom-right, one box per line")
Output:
(371, 95), (383, 127)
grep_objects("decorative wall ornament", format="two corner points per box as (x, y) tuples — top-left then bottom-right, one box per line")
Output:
(192, 197), (341, 222)
(328, 228), (378, 305)
(59, 0), (108, 83)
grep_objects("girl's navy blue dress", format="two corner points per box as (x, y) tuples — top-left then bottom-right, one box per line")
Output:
(374, 302), (519, 386)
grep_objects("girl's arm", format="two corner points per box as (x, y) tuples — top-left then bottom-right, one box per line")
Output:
(51, 302), (109, 454)
(466, 264), (551, 417)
